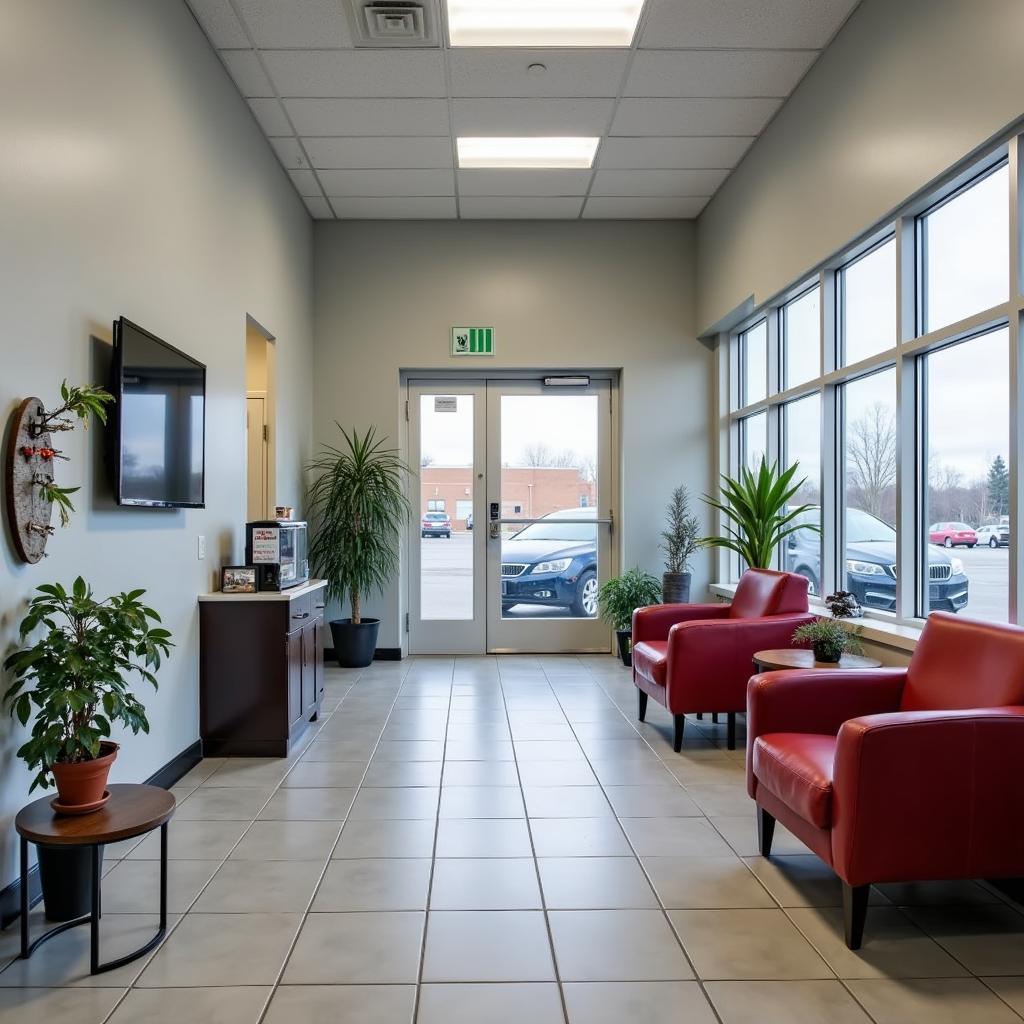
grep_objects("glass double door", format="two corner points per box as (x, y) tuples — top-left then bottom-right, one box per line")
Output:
(408, 378), (613, 654)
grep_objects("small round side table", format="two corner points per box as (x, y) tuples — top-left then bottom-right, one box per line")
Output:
(752, 649), (883, 672)
(15, 783), (175, 975)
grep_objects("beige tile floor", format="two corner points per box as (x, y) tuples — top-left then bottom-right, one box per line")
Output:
(2, 654), (1024, 1023)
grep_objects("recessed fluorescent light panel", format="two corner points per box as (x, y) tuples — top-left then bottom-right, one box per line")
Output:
(446, 0), (645, 47)
(457, 137), (600, 169)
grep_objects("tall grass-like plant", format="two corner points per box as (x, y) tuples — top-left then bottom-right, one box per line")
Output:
(702, 457), (819, 569)
(661, 485), (702, 574)
(307, 426), (410, 624)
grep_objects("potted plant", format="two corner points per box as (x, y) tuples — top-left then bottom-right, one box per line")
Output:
(825, 590), (864, 619)
(660, 485), (702, 603)
(308, 425), (410, 668)
(598, 567), (662, 666)
(792, 617), (864, 664)
(701, 457), (819, 568)
(2, 577), (171, 918)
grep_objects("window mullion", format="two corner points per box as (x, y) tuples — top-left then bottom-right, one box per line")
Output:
(1008, 135), (1023, 623)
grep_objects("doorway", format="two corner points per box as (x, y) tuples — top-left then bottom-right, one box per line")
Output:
(407, 376), (615, 655)
(245, 318), (275, 520)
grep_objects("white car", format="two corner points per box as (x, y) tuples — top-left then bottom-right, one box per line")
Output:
(975, 522), (1009, 548)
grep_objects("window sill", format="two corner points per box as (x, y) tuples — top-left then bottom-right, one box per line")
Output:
(708, 583), (923, 654)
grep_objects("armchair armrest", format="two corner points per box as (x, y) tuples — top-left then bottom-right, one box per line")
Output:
(632, 602), (729, 644)
(746, 667), (907, 796)
(831, 707), (1024, 885)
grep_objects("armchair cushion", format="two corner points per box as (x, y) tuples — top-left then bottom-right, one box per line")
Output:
(753, 733), (835, 828)
(632, 641), (668, 688)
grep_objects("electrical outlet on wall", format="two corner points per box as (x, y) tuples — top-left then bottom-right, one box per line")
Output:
(197, 535), (206, 560)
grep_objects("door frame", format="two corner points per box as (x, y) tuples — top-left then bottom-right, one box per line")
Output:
(402, 370), (621, 656)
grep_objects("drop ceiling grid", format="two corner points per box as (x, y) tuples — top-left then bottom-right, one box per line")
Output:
(186, 0), (862, 219)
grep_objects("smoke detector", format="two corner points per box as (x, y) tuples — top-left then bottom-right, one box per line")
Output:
(346, 1), (441, 47)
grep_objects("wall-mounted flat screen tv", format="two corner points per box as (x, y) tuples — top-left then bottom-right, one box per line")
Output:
(113, 317), (206, 508)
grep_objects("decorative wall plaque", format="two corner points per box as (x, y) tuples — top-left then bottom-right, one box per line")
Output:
(5, 398), (56, 563)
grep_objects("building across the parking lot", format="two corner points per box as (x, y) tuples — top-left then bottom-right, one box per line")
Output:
(421, 466), (596, 529)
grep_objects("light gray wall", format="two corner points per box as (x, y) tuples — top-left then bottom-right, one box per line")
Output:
(0, 1), (313, 886)
(314, 220), (711, 648)
(697, 0), (1024, 332)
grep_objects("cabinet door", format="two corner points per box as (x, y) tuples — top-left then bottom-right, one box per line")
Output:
(314, 616), (325, 702)
(286, 630), (303, 728)
(301, 621), (317, 716)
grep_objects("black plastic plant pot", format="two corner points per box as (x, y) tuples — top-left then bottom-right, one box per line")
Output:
(616, 628), (633, 667)
(813, 642), (844, 664)
(37, 843), (103, 921)
(662, 571), (691, 604)
(330, 618), (380, 668)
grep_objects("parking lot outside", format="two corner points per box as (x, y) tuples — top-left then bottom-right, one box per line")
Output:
(420, 534), (1010, 625)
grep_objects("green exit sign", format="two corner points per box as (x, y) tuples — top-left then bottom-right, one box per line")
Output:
(451, 326), (494, 356)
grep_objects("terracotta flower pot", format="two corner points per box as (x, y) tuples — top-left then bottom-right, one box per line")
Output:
(50, 741), (118, 809)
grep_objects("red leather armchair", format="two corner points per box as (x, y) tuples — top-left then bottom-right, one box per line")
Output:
(747, 611), (1024, 949)
(632, 568), (813, 751)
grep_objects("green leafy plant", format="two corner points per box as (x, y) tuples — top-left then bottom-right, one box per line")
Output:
(35, 380), (114, 434)
(307, 425), (411, 623)
(702, 457), (819, 569)
(598, 567), (663, 632)
(661, 485), (703, 574)
(35, 479), (80, 527)
(792, 617), (864, 663)
(2, 578), (172, 792)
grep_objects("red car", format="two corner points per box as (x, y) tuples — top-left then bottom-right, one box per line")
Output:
(928, 521), (977, 548)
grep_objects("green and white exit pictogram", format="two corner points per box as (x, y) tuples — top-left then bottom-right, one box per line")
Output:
(451, 327), (494, 356)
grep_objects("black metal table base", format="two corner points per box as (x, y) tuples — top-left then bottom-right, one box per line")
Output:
(20, 823), (168, 975)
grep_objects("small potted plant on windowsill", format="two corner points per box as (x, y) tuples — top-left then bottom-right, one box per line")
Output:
(3, 577), (171, 919)
(598, 567), (663, 667)
(792, 617), (864, 664)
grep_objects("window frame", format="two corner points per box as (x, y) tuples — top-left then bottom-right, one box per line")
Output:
(717, 130), (1022, 628)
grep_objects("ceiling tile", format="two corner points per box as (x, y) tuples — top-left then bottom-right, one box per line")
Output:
(303, 136), (453, 169)
(611, 97), (782, 136)
(262, 50), (447, 98)
(639, 0), (859, 49)
(583, 196), (709, 219)
(233, 0), (354, 48)
(247, 98), (292, 135)
(457, 170), (592, 197)
(598, 136), (754, 169)
(269, 136), (305, 169)
(591, 168), (729, 196)
(625, 49), (817, 98)
(449, 49), (627, 98)
(318, 169), (455, 196)
(185, 0), (249, 48)
(284, 98), (450, 136)
(460, 197), (585, 219)
(452, 98), (614, 136)
(287, 168), (323, 197)
(220, 50), (274, 97)
(303, 196), (334, 218)
(329, 197), (458, 219)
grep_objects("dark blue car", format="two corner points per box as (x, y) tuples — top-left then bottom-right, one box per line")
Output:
(501, 508), (598, 616)
(786, 506), (969, 613)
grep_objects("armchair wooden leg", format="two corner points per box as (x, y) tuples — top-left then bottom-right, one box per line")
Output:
(726, 712), (736, 750)
(757, 806), (776, 857)
(712, 713), (719, 724)
(637, 689), (648, 722)
(673, 715), (684, 752)
(696, 713), (703, 720)
(842, 883), (869, 950)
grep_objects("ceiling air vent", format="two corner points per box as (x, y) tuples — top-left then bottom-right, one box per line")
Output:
(347, 0), (441, 47)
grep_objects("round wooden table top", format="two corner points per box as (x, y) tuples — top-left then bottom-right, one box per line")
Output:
(752, 648), (883, 672)
(15, 783), (175, 846)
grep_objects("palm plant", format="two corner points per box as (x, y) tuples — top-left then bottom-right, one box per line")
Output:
(702, 457), (819, 569)
(307, 425), (410, 624)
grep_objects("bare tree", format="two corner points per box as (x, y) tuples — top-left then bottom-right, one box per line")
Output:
(847, 402), (896, 520)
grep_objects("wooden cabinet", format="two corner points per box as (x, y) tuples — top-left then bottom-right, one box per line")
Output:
(199, 580), (327, 756)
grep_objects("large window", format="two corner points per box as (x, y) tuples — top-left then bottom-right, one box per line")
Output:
(740, 320), (768, 406)
(922, 327), (1009, 621)
(724, 138), (1020, 628)
(782, 287), (820, 388)
(920, 163), (1009, 333)
(839, 237), (897, 366)
(783, 394), (822, 595)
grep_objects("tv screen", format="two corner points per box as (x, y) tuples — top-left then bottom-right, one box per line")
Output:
(114, 317), (206, 508)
